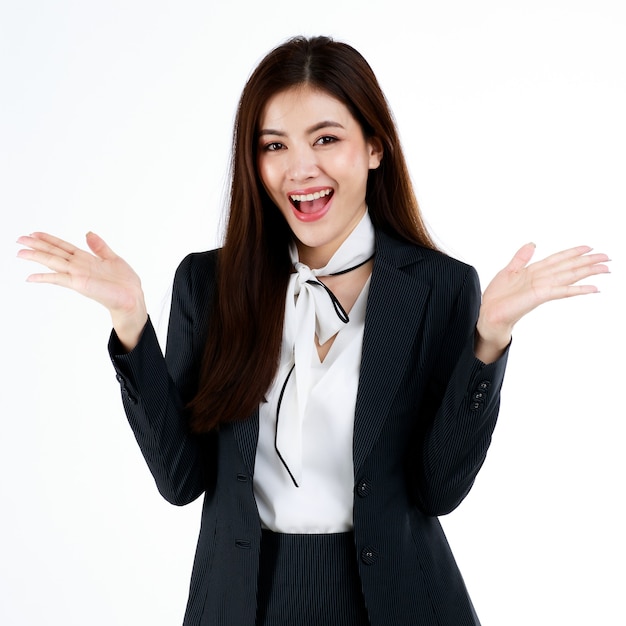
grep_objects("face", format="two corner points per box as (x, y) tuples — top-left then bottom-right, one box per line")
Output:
(257, 85), (382, 268)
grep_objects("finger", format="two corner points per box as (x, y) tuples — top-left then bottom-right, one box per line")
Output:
(506, 243), (536, 272)
(17, 234), (79, 262)
(529, 261), (609, 305)
(569, 251), (611, 265)
(25, 271), (75, 289)
(543, 283), (600, 300)
(23, 232), (81, 256)
(566, 255), (611, 278)
(17, 233), (96, 274)
(551, 260), (610, 288)
(534, 252), (610, 283)
(530, 245), (596, 271)
(17, 246), (76, 274)
(565, 284), (600, 296)
(85, 231), (118, 261)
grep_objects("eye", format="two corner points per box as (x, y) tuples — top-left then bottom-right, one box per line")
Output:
(262, 141), (285, 152)
(314, 135), (337, 146)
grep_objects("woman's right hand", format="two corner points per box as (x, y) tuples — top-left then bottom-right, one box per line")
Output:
(17, 231), (148, 351)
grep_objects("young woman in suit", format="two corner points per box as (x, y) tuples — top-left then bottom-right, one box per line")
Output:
(17, 36), (609, 625)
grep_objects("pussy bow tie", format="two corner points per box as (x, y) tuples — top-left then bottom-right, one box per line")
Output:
(275, 211), (375, 487)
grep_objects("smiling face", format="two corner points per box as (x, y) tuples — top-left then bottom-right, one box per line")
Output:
(257, 85), (382, 268)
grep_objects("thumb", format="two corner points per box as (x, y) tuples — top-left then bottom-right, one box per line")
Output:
(85, 231), (117, 260)
(506, 242), (536, 272)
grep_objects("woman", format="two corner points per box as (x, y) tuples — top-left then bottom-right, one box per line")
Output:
(17, 36), (609, 625)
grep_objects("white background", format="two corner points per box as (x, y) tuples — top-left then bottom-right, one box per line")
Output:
(1, 1), (624, 624)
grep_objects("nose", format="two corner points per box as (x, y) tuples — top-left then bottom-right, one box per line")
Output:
(286, 145), (319, 181)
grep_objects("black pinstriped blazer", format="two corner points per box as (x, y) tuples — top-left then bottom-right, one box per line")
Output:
(110, 230), (509, 626)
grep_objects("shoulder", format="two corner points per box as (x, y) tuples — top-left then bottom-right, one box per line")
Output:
(374, 230), (478, 289)
(172, 249), (221, 298)
(175, 248), (220, 280)
(372, 230), (482, 324)
(170, 249), (221, 316)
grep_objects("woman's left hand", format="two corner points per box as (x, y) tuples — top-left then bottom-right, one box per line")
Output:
(474, 243), (610, 363)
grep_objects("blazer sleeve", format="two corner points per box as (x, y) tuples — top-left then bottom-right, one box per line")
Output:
(108, 252), (217, 506)
(411, 264), (509, 516)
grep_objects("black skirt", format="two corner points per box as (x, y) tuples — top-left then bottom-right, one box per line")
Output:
(256, 530), (371, 626)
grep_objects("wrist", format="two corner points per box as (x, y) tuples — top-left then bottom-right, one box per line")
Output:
(111, 297), (148, 352)
(474, 317), (512, 364)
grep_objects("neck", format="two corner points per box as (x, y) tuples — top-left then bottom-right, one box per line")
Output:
(295, 243), (332, 269)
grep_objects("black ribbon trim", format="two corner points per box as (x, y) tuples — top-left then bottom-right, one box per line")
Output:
(274, 363), (299, 487)
(305, 279), (349, 324)
(274, 253), (375, 488)
(329, 255), (374, 276)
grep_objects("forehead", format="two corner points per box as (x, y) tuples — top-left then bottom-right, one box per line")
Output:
(259, 85), (357, 130)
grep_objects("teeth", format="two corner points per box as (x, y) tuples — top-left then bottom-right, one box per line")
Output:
(289, 189), (332, 202)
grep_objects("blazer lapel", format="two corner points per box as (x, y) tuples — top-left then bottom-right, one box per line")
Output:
(232, 232), (431, 479)
(353, 232), (431, 475)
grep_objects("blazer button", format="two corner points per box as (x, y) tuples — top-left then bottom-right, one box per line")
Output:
(356, 480), (371, 497)
(478, 380), (491, 391)
(360, 546), (378, 565)
(115, 374), (126, 392)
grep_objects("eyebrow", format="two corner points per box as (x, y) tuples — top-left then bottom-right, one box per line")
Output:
(258, 120), (345, 138)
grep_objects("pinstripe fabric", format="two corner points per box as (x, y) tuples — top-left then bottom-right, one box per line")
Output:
(109, 230), (509, 625)
(256, 531), (370, 625)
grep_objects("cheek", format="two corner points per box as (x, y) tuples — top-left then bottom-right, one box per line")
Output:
(257, 158), (277, 194)
(341, 149), (372, 186)
(257, 159), (290, 217)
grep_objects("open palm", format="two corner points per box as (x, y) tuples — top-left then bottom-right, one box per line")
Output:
(478, 243), (610, 342)
(17, 231), (148, 349)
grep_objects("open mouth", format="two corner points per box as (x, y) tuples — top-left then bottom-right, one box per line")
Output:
(289, 188), (334, 215)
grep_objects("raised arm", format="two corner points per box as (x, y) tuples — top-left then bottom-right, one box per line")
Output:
(17, 233), (212, 504)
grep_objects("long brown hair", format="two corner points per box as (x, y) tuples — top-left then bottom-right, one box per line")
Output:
(188, 36), (438, 432)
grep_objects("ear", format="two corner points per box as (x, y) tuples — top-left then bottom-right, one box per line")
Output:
(367, 137), (384, 170)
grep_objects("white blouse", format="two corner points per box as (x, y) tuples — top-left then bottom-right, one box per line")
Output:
(254, 277), (370, 533)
